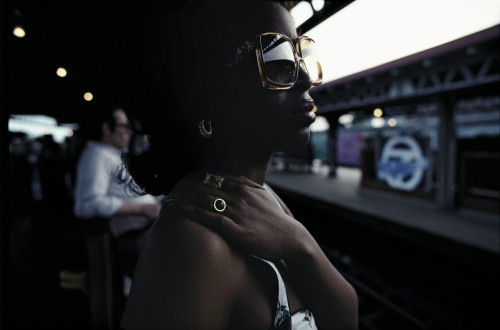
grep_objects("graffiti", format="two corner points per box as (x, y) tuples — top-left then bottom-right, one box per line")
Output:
(378, 136), (428, 191)
(337, 131), (366, 166)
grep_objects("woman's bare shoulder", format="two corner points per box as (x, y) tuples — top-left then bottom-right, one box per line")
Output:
(153, 206), (242, 261)
(121, 207), (247, 329)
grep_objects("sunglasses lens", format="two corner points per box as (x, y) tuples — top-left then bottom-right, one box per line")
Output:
(300, 38), (322, 84)
(260, 35), (296, 85)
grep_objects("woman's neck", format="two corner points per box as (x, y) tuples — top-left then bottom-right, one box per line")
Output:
(205, 148), (272, 186)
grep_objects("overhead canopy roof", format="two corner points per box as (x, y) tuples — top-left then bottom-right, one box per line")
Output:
(311, 25), (500, 115)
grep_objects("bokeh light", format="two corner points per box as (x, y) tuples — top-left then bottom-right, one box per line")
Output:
(13, 26), (26, 38)
(388, 118), (397, 127)
(56, 67), (67, 78)
(83, 92), (93, 101)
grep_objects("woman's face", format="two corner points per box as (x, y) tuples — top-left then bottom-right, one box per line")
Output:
(212, 3), (316, 155)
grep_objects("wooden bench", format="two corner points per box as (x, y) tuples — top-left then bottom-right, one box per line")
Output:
(79, 217), (124, 329)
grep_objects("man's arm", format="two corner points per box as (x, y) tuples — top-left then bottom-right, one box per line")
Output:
(74, 148), (161, 220)
(115, 201), (161, 219)
(73, 148), (124, 218)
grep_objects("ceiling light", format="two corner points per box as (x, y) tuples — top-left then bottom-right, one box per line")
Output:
(370, 117), (385, 128)
(312, 0), (325, 11)
(13, 26), (25, 38)
(338, 113), (354, 125)
(83, 92), (93, 101)
(373, 108), (383, 117)
(56, 67), (67, 78)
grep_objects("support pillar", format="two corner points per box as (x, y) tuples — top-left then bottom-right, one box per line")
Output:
(436, 96), (457, 210)
(325, 114), (339, 178)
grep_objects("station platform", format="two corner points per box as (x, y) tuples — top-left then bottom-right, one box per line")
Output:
(266, 166), (499, 254)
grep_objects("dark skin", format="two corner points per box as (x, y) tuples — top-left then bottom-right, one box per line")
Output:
(122, 3), (358, 330)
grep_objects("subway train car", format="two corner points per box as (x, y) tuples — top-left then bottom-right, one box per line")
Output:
(2, 1), (499, 329)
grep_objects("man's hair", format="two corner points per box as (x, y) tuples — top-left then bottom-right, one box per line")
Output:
(79, 97), (124, 141)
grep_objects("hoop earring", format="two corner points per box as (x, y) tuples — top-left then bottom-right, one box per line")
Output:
(199, 118), (213, 139)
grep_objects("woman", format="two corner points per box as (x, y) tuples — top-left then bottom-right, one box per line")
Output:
(121, 1), (358, 329)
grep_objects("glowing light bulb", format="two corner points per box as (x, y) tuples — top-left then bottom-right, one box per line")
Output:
(56, 67), (67, 78)
(388, 118), (397, 127)
(83, 92), (93, 101)
(312, 0), (325, 11)
(373, 108), (383, 117)
(338, 113), (354, 125)
(13, 26), (26, 38)
(370, 117), (385, 128)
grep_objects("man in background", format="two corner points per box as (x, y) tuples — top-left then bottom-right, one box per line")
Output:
(74, 104), (161, 284)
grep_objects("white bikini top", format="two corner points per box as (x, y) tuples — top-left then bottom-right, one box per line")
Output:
(260, 184), (318, 330)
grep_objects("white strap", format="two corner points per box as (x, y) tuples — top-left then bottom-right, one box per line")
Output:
(263, 183), (284, 212)
(257, 257), (290, 310)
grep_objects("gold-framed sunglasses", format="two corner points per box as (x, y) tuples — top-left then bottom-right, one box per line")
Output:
(225, 32), (323, 90)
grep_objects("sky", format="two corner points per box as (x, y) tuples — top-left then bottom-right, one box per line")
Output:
(294, 0), (500, 83)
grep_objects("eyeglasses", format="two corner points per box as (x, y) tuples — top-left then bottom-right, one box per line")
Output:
(225, 32), (322, 90)
(115, 123), (132, 131)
